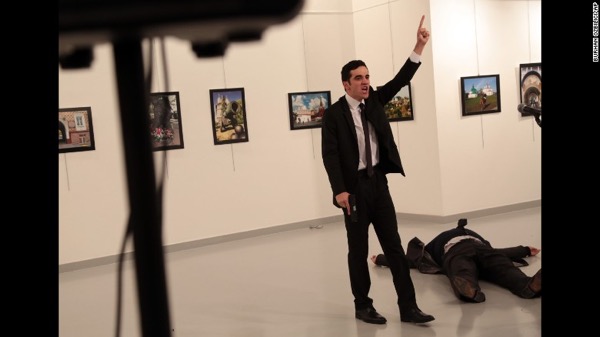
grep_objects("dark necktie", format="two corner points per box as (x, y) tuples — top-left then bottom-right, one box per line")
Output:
(359, 103), (374, 177)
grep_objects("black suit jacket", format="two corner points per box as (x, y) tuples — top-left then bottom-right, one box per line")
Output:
(375, 236), (531, 274)
(321, 57), (421, 207)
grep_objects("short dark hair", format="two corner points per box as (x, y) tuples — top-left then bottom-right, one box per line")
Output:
(341, 60), (367, 82)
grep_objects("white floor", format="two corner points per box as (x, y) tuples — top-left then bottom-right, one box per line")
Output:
(59, 207), (542, 337)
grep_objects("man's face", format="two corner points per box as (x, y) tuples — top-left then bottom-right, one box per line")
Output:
(344, 66), (370, 101)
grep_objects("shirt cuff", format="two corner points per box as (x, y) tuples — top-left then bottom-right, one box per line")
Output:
(409, 51), (421, 64)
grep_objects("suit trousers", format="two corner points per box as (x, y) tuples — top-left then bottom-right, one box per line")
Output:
(344, 167), (417, 310)
(442, 240), (536, 299)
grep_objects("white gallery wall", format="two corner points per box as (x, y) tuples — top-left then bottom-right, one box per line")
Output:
(429, 0), (541, 214)
(58, 0), (541, 266)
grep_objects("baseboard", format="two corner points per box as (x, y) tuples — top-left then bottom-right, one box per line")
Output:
(59, 200), (540, 273)
(59, 215), (343, 273)
(395, 199), (541, 224)
(162, 215), (343, 254)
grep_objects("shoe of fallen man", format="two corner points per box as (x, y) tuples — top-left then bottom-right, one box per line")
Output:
(528, 268), (541, 294)
(452, 276), (486, 303)
(355, 307), (387, 324)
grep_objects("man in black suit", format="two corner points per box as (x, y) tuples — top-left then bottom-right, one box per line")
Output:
(371, 219), (542, 303)
(321, 15), (434, 325)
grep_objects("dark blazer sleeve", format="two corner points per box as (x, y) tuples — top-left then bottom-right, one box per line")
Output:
(321, 97), (360, 205)
(375, 237), (443, 274)
(364, 57), (421, 176)
(375, 57), (421, 104)
(494, 245), (532, 266)
(406, 236), (443, 274)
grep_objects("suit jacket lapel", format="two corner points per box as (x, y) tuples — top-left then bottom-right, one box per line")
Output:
(339, 96), (358, 144)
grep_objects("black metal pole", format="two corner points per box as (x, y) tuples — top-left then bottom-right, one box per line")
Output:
(112, 37), (172, 337)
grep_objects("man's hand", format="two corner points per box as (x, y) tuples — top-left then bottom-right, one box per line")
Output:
(528, 246), (540, 256)
(414, 15), (430, 55)
(335, 192), (351, 215)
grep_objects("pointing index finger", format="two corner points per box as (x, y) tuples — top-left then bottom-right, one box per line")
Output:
(419, 15), (425, 30)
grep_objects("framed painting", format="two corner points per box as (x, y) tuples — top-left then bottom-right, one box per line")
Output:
(378, 83), (414, 122)
(148, 91), (184, 151)
(460, 74), (501, 116)
(209, 87), (249, 145)
(59, 106), (96, 153)
(519, 62), (541, 116)
(288, 91), (331, 130)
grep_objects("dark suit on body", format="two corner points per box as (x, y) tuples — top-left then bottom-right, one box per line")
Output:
(321, 57), (421, 312)
(374, 220), (542, 302)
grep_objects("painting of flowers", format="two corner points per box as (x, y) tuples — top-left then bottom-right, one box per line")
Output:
(377, 84), (413, 122)
(149, 91), (184, 151)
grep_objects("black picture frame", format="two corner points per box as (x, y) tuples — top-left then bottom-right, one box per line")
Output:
(288, 91), (331, 130)
(209, 87), (249, 145)
(460, 74), (501, 116)
(59, 106), (96, 153)
(519, 62), (541, 116)
(148, 91), (185, 151)
(377, 83), (414, 122)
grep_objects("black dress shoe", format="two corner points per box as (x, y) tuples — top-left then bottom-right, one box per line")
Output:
(355, 307), (387, 324)
(400, 307), (435, 323)
(528, 269), (541, 294)
(452, 276), (486, 303)
(519, 268), (542, 298)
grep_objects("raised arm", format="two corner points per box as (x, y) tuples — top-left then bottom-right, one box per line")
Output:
(413, 15), (430, 56)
